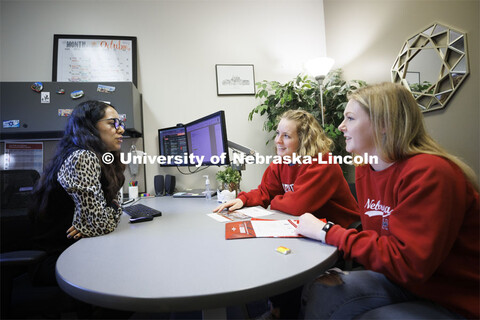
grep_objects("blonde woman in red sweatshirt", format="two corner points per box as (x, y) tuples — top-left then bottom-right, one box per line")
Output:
(214, 109), (360, 318)
(296, 82), (479, 319)
(214, 109), (359, 227)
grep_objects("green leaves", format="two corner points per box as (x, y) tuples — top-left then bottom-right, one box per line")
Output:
(409, 81), (434, 94)
(250, 69), (367, 154)
(216, 166), (242, 184)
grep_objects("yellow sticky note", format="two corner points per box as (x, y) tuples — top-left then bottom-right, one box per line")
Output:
(276, 246), (291, 255)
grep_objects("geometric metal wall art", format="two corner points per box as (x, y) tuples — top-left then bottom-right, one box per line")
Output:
(391, 22), (469, 112)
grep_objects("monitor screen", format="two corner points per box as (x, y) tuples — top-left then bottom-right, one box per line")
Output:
(185, 111), (230, 166)
(158, 126), (189, 166)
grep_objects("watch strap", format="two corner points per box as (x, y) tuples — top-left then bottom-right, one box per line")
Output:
(319, 221), (334, 243)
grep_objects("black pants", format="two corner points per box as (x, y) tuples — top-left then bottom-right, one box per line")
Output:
(269, 286), (303, 319)
(30, 253), (59, 286)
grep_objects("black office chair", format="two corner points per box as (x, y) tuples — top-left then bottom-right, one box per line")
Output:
(1, 170), (100, 318)
(1, 169), (40, 251)
(0, 169), (57, 318)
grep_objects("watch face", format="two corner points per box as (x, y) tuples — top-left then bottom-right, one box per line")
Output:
(323, 222), (334, 232)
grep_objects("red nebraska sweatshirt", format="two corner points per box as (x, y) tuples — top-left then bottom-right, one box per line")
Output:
(327, 154), (479, 319)
(237, 159), (360, 228)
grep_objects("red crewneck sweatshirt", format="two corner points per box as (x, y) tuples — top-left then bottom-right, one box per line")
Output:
(238, 157), (359, 228)
(327, 154), (479, 319)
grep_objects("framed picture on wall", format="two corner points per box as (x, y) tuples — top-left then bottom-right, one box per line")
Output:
(52, 34), (137, 86)
(405, 71), (420, 86)
(215, 64), (255, 95)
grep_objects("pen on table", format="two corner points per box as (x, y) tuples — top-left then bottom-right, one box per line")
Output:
(216, 212), (233, 221)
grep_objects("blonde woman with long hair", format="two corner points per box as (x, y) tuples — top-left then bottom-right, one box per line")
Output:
(214, 109), (359, 225)
(214, 109), (360, 318)
(297, 82), (479, 319)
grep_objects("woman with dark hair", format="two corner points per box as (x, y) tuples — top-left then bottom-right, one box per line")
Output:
(29, 100), (126, 285)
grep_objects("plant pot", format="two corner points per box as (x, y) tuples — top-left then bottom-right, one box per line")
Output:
(217, 182), (240, 202)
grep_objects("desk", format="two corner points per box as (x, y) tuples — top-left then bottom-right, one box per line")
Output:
(56, 197), (338, 315)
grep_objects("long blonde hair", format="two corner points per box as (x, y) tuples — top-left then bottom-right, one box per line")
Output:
(349, 82), (478, 190)
(280, 109), (333, 157)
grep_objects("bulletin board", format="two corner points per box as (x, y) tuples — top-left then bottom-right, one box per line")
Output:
(52, 34), (137, 86)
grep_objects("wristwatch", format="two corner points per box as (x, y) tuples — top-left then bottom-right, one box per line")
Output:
(319, 221), (334, 243)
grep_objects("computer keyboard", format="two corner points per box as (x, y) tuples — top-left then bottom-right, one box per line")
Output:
(123, 203), (162, 223)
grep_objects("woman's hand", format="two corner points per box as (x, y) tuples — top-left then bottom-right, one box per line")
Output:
(66, 226), (83, 240)
(213, 199), (244, 213)
(295, 213), (326, 241)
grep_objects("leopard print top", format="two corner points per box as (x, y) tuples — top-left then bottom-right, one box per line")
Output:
(58, 149), (122, 237)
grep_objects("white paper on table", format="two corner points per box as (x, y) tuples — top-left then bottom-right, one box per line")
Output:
(206, 213), (232, 222)
(250, 220), (298, 237)
(207, 211), (250, 222)
(235, 206), (274, 218)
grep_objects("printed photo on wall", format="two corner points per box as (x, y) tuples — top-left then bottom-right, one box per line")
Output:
(215, 64), (255, 96)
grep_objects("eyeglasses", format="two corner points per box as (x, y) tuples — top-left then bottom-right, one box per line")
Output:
(98, 118), (125, 130)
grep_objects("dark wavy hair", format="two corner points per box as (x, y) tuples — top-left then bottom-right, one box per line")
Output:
(30, 100), (126, 219)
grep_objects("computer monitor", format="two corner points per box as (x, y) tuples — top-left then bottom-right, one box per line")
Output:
(158, 126), (189, 166)
(185, 111), (230, 166)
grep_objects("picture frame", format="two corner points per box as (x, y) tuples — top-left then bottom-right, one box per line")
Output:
(52, 34), (137, 86)
(405, 71), (420, 86)
(215, 64), (255, 95)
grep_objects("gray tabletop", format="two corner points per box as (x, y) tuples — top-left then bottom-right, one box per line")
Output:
(56, 197), (338, 313)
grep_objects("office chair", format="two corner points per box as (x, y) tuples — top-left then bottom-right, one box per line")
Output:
(1, 170), (92, 318)
(0, 169), (56, 318)
(1, 169), (40, 251)
(1, 250), (48, 318)
(1, 169), (40, 207)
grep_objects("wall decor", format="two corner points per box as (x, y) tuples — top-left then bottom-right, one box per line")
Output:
(391, 23), (469, 112)
(216, 64), (255, 95)
(53, 34), (137, 86)
(405, 71), (420, 85)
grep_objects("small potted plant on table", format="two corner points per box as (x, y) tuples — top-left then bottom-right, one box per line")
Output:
(216, 166), (241, 202)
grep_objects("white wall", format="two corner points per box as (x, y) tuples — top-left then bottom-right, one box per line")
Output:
(0, 0), (328, 192)
(324, 0), (479, 182)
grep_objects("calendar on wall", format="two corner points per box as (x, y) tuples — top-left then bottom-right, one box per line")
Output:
(52, 35), (137, 86)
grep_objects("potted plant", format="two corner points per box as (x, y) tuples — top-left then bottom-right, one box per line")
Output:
(249, 69), (367, 157)
(216, 166), (242, 200)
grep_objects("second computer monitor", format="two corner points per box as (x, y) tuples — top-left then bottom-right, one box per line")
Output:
(185, 110), (230, 166)
(158, 126), (189, 166)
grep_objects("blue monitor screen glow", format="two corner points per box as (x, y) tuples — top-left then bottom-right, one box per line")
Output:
(185, 111), (230, 166)
(158, 126), (189, 166)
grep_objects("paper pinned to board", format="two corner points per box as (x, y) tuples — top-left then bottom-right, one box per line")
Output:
(3, 142), (43, 173)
